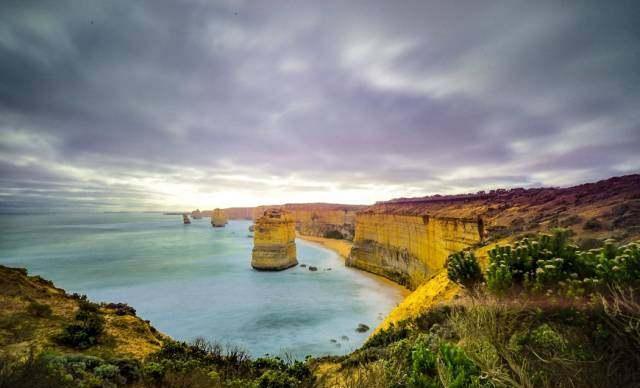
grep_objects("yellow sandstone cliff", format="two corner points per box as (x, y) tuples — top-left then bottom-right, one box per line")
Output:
(348, 213), (482, 289)
(251, 209), (298, 270)
(347, 174), (640, 332)
(211, 208), (228, 227)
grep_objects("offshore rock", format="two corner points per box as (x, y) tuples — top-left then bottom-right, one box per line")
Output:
(211, 208), (228, 227)
(182, 214), (191, 224)
(251, 209), (297, 271)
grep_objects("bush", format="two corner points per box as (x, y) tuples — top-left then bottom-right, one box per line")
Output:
(257, 370), (298, 388)
(104, 302), (136, 316)
(26, 301), (52, 318)
(323, 230), (344, 239)
(446, 251), (484, 289)
(479, 228), (640, 297)
(56, 300), (105, 349)
(364, 323), (410, 349)
(0, 352), (74, 388)
(583, 218), (603, 231)
(408, 341), (487, 388)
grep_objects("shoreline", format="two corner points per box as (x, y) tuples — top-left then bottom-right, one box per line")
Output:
(297, 234), (410, 298)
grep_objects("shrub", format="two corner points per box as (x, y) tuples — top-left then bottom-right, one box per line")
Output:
(479, 228), (640, 297)
(257, 370), (298, 388)
(583, 218), (603, 231)
(437, 342), (487, 387)
(408, 341), (487, 388)
(104, 302), (136, 316)
(363, 323), (410, 349)
(446, 251), (484, 289)
(323, 229), (344, 239)
(0, 352), (74, 388)
(408, 340), (438, 388)
(55, 300), (105, 349)
(26, 301), (52, 318)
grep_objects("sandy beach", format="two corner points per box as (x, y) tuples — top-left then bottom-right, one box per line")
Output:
(297, 234), (411, 298)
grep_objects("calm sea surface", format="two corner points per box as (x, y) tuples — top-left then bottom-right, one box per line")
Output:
(0, 213), (404, 358)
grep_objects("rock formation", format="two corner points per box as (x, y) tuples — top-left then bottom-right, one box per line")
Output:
(191, 209), (202, 219)
(211, 208), (228, 227)
(349, 174), (640, 290)
(182, 214), (191, 224)
(252, 203), (366, 240)
(251, 209), (297, 270)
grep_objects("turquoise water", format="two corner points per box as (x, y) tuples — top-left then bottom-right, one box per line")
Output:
(0, 213), (404, 358)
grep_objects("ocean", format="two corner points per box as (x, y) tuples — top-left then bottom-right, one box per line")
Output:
(0, 212), (405, 358)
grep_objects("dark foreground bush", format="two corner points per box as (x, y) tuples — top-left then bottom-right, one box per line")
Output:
(323, 230), (344, 239)
(55, 300), (105, 349)
(26, 301), (52, 318)
(446, 250), (484, 289)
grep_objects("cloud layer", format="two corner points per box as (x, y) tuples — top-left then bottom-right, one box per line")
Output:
(1, 0), (639, 211)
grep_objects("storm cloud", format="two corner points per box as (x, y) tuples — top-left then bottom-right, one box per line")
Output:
(1, 0), (639, 211)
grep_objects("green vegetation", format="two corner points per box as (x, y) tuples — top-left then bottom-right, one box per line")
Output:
(321, 291), (640, 387)
(55, 299), (105, 349)
(455, 229), (640, 298)
(1, 338), (314, 388)
(445, 250), (484, 290)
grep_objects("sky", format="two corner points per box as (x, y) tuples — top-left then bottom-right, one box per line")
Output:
(1, 1), (639, 212)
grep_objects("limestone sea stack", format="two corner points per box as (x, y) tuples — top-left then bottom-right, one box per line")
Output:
(211, 208), (228, 227)
(182, 214), (191, 224)
(251, 209), (297, 271)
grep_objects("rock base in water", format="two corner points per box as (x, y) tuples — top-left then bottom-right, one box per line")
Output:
(251, 242), (297, 270)
(211, 208), (228, 227)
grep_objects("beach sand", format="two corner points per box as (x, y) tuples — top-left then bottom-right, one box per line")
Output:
(297, 234), (410, 298)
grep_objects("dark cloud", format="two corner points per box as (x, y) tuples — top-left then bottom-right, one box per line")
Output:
(0, 0), (639, 210)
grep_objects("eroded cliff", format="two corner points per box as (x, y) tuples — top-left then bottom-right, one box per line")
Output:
(348, 214), (482, 289)
(349, 174), (640, 290)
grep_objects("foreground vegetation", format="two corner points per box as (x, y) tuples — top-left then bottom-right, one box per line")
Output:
(0, 338), (314, 387)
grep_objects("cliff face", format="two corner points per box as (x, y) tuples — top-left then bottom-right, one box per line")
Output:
(223, 207), (254, 220)
(211, 208), (228, 227)
(251, 209), (298, 270)
(348, 214), (482, 289)
(253, 203), (367, 240)
(349, 174), (640, 290)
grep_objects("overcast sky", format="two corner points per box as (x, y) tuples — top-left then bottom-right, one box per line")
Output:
(1, 1), (639, 212)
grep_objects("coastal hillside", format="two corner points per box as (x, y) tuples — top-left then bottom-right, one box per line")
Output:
(348, 174), (640, 289)
(0, 266), (165, 361)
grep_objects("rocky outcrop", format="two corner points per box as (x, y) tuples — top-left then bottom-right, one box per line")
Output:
(211, 208), (228, 227)
(348, 174), (640, 290)
(191, 209), (203, 219)
(252, 203), (367, 240)
(251, 209), (297, 270)
(182, 214), (191, 224)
